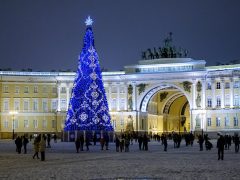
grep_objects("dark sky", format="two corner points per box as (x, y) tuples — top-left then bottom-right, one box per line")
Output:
(0, 0), (240, 72)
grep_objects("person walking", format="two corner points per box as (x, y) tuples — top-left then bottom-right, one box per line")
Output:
(53, 134), (57, 143)
(104, 133), (109, 150)
(80, 134), (84, 151)
(198, 135), (204, 151)
(115, 135), (120, 152)
(15, 136), (22, 154)
(119, 134), (125, 152)
(33, 135), (40, 159)
(75, 138), (80, 153)
(47, 134), (51, 148)
(138, 135), (143, 150)
(39, 134), (46, 161)
(234, 133), (239, 153)
(163, 135), (168, 151)
(217, 133), (225, 160)
(23, 136), (29, 154)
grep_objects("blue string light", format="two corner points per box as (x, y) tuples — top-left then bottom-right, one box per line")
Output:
(64, 19), (113, 132)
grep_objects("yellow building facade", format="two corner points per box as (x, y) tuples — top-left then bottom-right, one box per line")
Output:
(0, 58), (240, 138)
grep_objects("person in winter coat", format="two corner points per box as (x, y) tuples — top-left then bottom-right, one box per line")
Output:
(33, 135), (40, 159)
(234, 134), (239, 153)
(39, 134), (46, 161)
(115, 135), (120, 152)
(217, 134), (225, 160)
(75, 138), (80, 153)
(22, 136), (29, 154)
(15, 136), (22, 154)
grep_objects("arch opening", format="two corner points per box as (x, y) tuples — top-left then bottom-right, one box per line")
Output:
(139, 85), (190, 134)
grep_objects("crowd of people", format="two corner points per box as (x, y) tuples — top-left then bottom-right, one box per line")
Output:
(13, 131), (240, 161)
(14, 133), (58, 161)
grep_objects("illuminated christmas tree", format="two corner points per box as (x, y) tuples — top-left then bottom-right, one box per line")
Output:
(64, 16), (113, 132)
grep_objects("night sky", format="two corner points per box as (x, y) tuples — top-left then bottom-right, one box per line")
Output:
(0, 0), (240, 72)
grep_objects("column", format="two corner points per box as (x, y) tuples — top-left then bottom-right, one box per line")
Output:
(221, 78), (225, 108)
(230, 78), (234, 108)
(192, 80), (196, 109)
(108, 85), (112, 111)
(201, 79), (206, 109)
(132, 83), (136, 111)
(117, 85), (120, 111)
(211, 78), (216, 108)
(57, 83), (61, 112)
(124, 85), (128, 111)
(66, 83), (70, 110)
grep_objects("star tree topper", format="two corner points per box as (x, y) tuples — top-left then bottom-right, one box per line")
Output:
(85, 16), (93, 26)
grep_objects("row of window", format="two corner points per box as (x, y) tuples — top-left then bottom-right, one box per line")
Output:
(106, 87), (126, 94)
(138, 65), (193, 73)
(207, 81), (240, 90)
(207, 94), (240, 107)
(3, 99), (67, 112)
(3, 119), (57, 129)
(2, 86), (71, 94)
(207, 117), (239, 127)
(3, 98), (126, 112)
(3, 85), (128, 95)
(110, 98), (126, 110)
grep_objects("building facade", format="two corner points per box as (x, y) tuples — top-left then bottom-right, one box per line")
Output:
(0, 58), (240, 138)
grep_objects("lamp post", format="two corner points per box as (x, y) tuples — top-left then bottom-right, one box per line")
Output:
(9, 111), (18, 140)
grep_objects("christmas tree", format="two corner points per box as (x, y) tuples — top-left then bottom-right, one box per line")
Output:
(64, 16), (113, 132)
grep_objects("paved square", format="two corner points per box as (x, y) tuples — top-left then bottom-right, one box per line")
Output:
(0, 139), (240, 179)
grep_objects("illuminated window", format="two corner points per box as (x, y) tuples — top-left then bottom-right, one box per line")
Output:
(207, 118), (211, 126)
(24, 120), (29, 128)
(111, 87), (117, 93)
(207, 82), (211, 90)
(24, 86), (29, 93)
(3, 99), (9, 111)
(42, 120), (47, 128)
(34, 86), (38, 93)
(52, 120), (56, 128)
(4, 119), (8, 128)
(60, 99), (66, 110)
(225, 82), (230, 89)
(216, 117), (221, 127)
(120, 87), (125, 93)
(3, 86), (9, 93)
(33, 120), (38, 128)
(14, 99), (20, 111)
(33, 99), (38, 111)
(234, 81), (239, 88)
(225, 94), (230, 106)
(42, 99), (48, 112)
(15, 86), (20, 93)
(207, 98), (212, 107)
(216, 96), (221, 107)
(111, 98), (117, 109)
(225, 117), (230, 127)
(120, 98), (125, 110)
(13, 119), (18, 129)
(23, 100), (29, 111)
(234, 117), (238, 126)
(61, 87), (66, 93)
(234, 94), (239, 106)
(51, 100), (58, 111)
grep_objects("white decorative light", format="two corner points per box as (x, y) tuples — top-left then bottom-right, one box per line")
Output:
(85, 16), (93, 26)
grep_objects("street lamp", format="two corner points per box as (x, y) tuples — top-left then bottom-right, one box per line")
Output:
(9, 111), (18, 140)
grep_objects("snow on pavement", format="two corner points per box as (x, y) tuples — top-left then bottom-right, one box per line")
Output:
(0, 139), (240, 180)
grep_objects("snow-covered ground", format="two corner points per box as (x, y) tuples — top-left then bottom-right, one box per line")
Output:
(0, 139), (239, 180)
